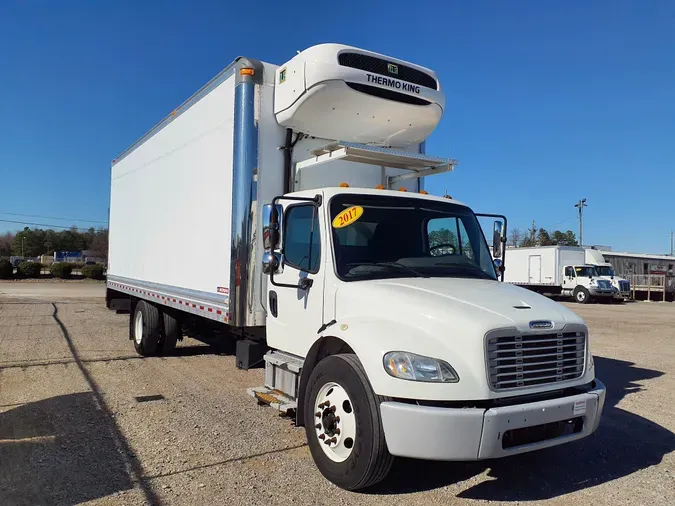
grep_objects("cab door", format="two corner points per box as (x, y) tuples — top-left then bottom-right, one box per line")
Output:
(562, 265), (577, 290)
(264, 197), (326, 358)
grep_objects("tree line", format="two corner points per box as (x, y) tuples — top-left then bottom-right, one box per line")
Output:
(0, 227), (108, 259)
(508, 227), (578, 248)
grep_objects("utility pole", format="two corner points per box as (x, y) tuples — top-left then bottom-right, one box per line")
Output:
(531, 220), (536, 242)
(574, 199), (587, 246)
(671, 231), (674, 256)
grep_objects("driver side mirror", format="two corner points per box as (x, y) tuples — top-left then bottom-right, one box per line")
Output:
(262, 204), (283, 250)
(492, 220), (504, 258)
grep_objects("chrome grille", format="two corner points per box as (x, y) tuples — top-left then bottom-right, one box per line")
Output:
(487, 331), (586, 390)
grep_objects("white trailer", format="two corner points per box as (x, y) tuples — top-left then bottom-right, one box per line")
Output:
(503, 246), (617, 303)
(107, 44), (606, 490)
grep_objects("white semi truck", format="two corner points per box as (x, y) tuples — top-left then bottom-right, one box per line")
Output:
(584, 248), (631, 300)
(106, 44), (606, 490)
(503, 246), (617, 303)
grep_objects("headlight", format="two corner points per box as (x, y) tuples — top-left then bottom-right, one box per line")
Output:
(383, 351), (459, 383)
(590, 279), (598, 286)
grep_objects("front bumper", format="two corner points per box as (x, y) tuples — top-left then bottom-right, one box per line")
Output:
(380, 379), (606, 461)
(589, 287), (615, 297)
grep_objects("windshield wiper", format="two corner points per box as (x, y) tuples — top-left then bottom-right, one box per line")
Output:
(435, 262), (495, 279)
(346, 262), (429, 278)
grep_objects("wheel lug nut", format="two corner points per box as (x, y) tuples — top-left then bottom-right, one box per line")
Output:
(328, 437), (337, 444)
(335, 416), (340, 423)
(330, 405), (336, 412)
(319, 434), (325, 440)
(315, 412), (321, 418)
(335, 428), (340, 435)
(324, 400), (330, 407)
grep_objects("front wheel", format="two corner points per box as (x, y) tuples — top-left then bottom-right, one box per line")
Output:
(574, 287), (590, 304)
(304, 354), (393, 490)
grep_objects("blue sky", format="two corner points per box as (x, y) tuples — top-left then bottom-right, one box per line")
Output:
(0, 1), (673, 253)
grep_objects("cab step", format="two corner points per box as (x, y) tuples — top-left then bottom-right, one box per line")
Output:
(247, 387), (297, 412)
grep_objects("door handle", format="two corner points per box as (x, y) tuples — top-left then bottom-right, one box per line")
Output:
(269, 291), (278, 318)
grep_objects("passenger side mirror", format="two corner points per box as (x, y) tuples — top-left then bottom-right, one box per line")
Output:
(493, 258), (503, 273)
(492, 220), (503, 258)
(263, 204), (283, 250)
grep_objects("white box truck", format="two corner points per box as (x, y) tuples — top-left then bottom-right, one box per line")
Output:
(584, 248), (631, 300)
(503, 246), (617, 303)
(106, 43), (606, 490)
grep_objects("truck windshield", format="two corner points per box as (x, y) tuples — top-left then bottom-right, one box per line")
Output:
(575, 266), (598, 277)
(329, 194), (497, 281)
(595, 266), (614, 276)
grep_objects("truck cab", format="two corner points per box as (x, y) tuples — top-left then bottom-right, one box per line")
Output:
(584, 248), (631, 300)
(562, 264), (617, 303)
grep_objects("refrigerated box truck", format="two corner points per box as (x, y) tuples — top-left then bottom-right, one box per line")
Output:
(106, 43), (606, 490)
(503, 246), (617, 303)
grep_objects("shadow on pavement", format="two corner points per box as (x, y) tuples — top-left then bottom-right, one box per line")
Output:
(373, 356), (675, 499)
(0, 392), (134, 505)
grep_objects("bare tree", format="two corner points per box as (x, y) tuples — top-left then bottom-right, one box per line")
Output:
(508, 228), (522, 247)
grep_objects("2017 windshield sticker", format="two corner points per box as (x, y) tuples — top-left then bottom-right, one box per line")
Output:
(332, 206), (364, 229)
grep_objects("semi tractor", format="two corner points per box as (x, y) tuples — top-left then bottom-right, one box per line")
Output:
(503, 246), (617, 303)
(106, 43), (606, 490)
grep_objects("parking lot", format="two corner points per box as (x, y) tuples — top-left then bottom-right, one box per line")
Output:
(1, 283), (674, 506)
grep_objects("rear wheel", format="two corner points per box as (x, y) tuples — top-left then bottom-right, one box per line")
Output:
(304, 354), (393, 491)
(574, 287), (590, 304)
(132, 301), (161, 356)
(159, 310), (181, 355)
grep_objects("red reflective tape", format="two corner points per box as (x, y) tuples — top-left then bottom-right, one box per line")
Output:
(208, 308), (213, 312)
(179, 301), (183, 305)
(192, 304), (196, 308)
(172, 299), (176, 302)
(199, 306), (204, 310)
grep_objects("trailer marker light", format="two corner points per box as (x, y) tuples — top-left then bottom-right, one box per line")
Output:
(339, 182), (350, 187)
(240, 68), (255, 76)
(443, 194), (452, 199)
(419, 190), (429, 195)
(398, 187), (407, 192)
(375, 185), (385, 190)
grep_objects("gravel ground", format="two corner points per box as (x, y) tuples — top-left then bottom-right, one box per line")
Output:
(0, 288), (673, 506)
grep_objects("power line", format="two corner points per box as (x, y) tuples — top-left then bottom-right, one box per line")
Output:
(0, 212), (107, 224)
(0, 219), (106, 231)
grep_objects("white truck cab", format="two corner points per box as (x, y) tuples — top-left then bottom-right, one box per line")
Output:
(562, 264), (617, 303)
(106, 43), (606, 491)
(585, 248), (631, 300)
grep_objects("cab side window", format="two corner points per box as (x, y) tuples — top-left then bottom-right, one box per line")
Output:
(565, 266), (575, 277)
(283, 205), (321, 273)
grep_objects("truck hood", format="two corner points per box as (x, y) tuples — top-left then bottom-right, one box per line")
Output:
(335, 277), (585, 334)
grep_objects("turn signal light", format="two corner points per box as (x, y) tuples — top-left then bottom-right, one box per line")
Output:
(240, 68), (255, 76)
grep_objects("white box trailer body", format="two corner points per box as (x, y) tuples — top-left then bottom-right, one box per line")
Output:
(106, 44), (605, 491)
(503, 246), (616, 303)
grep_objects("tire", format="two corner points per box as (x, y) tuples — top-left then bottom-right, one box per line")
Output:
(574, 287), (590, 304)
(131, 301), (161, 356)
(158, 310), (181, 355)
(304, 353), (393, 491)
